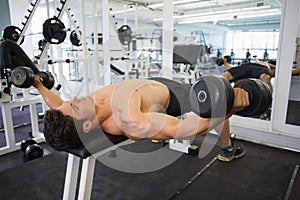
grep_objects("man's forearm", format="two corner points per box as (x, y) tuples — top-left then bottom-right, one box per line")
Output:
(35, 84), (64, 109)
(224, 62), (232, 69)
(145, 113), (225, 140)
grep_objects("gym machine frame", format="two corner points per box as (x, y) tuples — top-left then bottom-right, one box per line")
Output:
(0, 94), (44, 156)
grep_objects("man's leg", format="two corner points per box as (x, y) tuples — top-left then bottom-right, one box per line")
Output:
(215, 119), (246, 162)
(215, 119), (231, 147)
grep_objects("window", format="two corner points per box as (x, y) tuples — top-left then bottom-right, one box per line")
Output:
(226, 30), (280, 61)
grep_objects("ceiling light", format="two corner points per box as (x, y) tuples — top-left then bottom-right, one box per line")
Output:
(177, 9), (281, 24)
(154, 5), (275, 21)
(149, 0), (211, 9)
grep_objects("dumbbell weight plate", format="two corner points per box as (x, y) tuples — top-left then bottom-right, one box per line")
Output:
(117, 25), (133, 45)
(216, 58), (224, 66)
(20, 139), (37, 153)
(38, 39), (47, 51)
(11, 67), (35, 88)
(25, 144), (44, 161)
(2, 25), (25, 45)
(43, 17), (66, 44)
(234, 79), (272, 117)
(38, 71), (55, 90)
(190, 76), (234, 118)
(70, 30), (82, 46)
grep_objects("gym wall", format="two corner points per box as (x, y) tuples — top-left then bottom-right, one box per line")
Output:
(7, 0), (34, 58)
(0, 0), (11, 33)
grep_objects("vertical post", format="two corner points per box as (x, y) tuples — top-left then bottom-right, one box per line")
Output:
(77, 157), (96, 200)
(29, 103), (39, 137)
(1, 104), (15, 150)
(93, 0), (100, 84)
(134, 4), (138, 29)
(161, 0), (174, 79)
(80, 0), (90, 94)
(63, 154), (80, 200)
(102, 0), (111, 85)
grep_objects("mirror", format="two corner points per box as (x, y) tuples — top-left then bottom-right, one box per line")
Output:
(286, 11), (300, 126)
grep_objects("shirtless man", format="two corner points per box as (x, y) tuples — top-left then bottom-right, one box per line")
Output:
(0, 40), (249, 161)
(222, 58), (275, 92)
(34, 76), (250, 161)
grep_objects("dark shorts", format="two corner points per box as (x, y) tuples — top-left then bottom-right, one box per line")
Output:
(148, 77), (192, 117)
(227, 63), (272, 81)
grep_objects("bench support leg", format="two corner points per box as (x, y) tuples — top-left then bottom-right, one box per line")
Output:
(63, 153), (81, 200)
(78, 156), (96, 200)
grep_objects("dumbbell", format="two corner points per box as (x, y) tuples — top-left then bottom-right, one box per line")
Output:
(216, 55), (232, 66)
(11, 66), (55, 89)
(20, 138), (44, 161)
(189, 75), (272, 118)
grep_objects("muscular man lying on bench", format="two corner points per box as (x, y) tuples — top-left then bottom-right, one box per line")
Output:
(33, 75), (256, 162)
(0, 40), (271, 162)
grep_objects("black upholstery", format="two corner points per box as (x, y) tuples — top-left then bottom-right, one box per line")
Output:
(64, 130), (128, 159)
(0, 40), (40, 73)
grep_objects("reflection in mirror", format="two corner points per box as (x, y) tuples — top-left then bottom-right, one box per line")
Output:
(286, 9), (300, 126)
(172, 3), (282, 123)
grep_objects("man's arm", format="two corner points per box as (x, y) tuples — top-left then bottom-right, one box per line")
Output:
(111, 87), (249, 140)
(223, 57), (232, 69)
(33, 76), (64, 109)
(292, 66), (300, 75)
(259, 73), (273, 92)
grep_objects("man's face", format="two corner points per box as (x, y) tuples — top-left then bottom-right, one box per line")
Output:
(58, 96), (96, 121)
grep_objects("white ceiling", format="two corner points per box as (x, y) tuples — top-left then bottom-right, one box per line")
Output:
(67, 0), (282, 30)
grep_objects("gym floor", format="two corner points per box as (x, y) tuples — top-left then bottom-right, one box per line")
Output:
(0, 99), (299, 199)
(0, 135), (299, 200)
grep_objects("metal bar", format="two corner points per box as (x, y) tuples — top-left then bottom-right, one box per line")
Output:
(29, 103), (39, 137)
(77, 156), (96, 200)
(93, 0), (100, 84)
(168, 156), (218, 200)
(65, 9), (81, 41)
(284, 164), (299, 200)
(40, 57), (85, 65)
(17, 0), (42, 44)
(38, 0), (71, 65)
(63, 154), (81, 200)
(1, 104), (15, 150)
(0, 119), (43, 132)
(161, 0), (173, 79)
(102, 0), (111, 85)
(80, 0), (90, 94)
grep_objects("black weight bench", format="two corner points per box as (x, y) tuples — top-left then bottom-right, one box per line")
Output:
(61, 130), (134, 200)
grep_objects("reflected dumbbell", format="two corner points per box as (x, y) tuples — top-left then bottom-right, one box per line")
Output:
(216, 55), (232, 66)
(190, 75), (272, 118)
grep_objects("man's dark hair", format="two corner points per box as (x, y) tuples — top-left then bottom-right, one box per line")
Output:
(43, 109), (83, 151)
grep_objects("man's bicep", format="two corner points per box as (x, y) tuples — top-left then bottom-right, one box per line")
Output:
(112, 90), (143, 123)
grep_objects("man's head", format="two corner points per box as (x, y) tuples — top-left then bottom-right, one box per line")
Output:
(43, 109), (83, 150)
(57, 95), (98, 131)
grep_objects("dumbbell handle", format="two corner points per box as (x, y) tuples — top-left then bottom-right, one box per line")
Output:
(11, 67), (55, 90)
